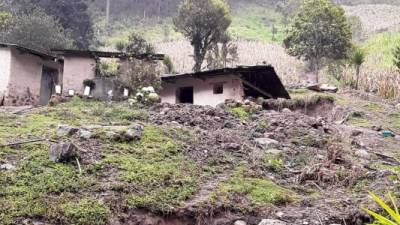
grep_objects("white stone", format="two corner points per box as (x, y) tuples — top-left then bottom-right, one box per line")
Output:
(234, 220), (247, 225)
(258, 219), (287, 225)
(355, 149), (370, 159)
(0, 163), (16, 171)
(84, 86), (91, 96)
(255, 138), (279, 148)
(282, 108), (292, 113)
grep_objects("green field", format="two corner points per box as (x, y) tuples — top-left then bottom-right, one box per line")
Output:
(362, 32), (400, 68)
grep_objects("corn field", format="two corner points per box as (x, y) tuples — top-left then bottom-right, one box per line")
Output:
(154, 40), (305, 85)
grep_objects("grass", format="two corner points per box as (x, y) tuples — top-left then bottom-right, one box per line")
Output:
(92, 125), (201, 211)
(226, 106), (252, 121)
(61, 198), (110, 225)
(362, 32), (400, 69)
(211, 166), (297, 209)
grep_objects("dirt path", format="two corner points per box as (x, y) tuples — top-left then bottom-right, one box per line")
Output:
(182, 171), (232, 210)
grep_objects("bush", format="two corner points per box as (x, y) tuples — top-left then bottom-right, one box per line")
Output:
(61, 198), (110, 225)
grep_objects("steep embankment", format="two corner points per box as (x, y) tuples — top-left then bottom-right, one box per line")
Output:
(1, 90), (400, 225)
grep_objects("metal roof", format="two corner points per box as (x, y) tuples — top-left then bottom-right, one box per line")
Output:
(51, 49), (165, 60)
(0, 43), (57, 60)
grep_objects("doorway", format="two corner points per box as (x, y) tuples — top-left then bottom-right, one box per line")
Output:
(177, 86), (194, 104)
(39, 67), (58, 105)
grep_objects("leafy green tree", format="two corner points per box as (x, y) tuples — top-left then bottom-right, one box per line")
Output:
(351, 47), (366, 89)
(206, 32), (238, 69)
(3, 8), (74, 51)
(283, 0), (352, 83)
(12, 0), (93, 49)
(174, 0), (232, 72)
(125, 32), (155, 55)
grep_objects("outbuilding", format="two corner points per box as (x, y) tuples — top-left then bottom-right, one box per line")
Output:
(160, 65), (290, 107)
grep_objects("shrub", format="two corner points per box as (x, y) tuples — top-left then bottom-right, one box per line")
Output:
(61, 198), (110, 225)
(364, 192), (400, 225)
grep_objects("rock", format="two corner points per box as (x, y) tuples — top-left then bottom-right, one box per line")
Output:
(266, 149), (282, 155)
(234, 220), (247, 225)
(255, 138), (279, 148)
(275, 211), (284, 218)
(0, 163), (16, 171)
(355, 149), (370, 159)
(57, 124), (78, 136)
(307, 83), (338, 93)
(258, 219), (287, 225)
(351, 130), (363, 137)
(372, 125), (382, 131)
(106, 131), (121, 141)
(123, 125), (143, 141)
(282, 108), (291, 113)
(50, 142), (79, 163)
(395, 136), (400, 142)
(79, 129), (92, 140)
(225, 143), (241, 151)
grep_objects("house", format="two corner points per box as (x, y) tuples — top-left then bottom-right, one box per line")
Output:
(0, 43), (62, 106)
(160, 65), (290, 107)
(0, 43), (164, 106)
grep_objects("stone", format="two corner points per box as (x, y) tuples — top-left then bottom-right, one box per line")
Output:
(57, 125), (79, 136)
(351, 130), (363, 137)
(225, 143), (241, 151)
(50, 142), (79, 163)
(79, 129), (92, 140)
(258, 219), (287, 225)
(282, 108), (291, 113)
(234, 220), (247, 225)
(266, 149), (282, 155)
(0, 163), (16, 171)
(355, 149), (370, 159)
(255, 138), (279, 148)
(106, 131), (121, 141)
(123, 125), (143, 141)
(395, 135), (400, 142)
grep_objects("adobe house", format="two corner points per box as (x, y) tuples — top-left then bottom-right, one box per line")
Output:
(53, 49), (164, 99)
(0, 44), (164, 106)
(160, 65), (290, 107)
(0, 43), (62, 106)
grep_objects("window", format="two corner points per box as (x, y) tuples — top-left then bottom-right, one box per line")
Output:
(213, 83), (224, 94)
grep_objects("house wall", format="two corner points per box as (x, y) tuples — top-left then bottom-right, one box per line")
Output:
(0, 47), (12, 104)
(160, 74), (244, 107)
(6, 48), (46, 105)
(62, 56), (96, 94)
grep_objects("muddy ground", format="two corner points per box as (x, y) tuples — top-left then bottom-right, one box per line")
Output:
(0, 89), (400, 225)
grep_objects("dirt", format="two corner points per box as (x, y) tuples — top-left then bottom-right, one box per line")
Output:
(2, 91), (400, 225)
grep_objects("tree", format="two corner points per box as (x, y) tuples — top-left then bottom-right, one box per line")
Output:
(12, 0), (94, 49)
(2, 8), (74, 51)
(351, 47), (366, 89)
(174, 0), (232, 72)
(394, 45), (400, 70)
(283, 0), (352, 83)
(125, 32), (155, 55)
(206, 32), (238, 69)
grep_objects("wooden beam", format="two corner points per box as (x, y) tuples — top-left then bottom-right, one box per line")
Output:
(241, 79), (273, 99)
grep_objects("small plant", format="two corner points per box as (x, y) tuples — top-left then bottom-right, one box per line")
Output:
(364, 192), (400, 225)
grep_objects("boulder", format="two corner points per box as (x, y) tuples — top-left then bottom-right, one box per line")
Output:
(50, 142), (79, 163)
(307, 84), (338, 93)
(79, 129), (92, 140)
(258, 219), (287, 225)
(351, 130), (363, 137)
(0, 163), (16, 171)
(123, 125), (143, 141)
(281, 108), (292, 113)
(255, 138), (279, 148)
(57, 125), (79, 136)
(234, 220), (247, 225)
(355, 149), (370, 160)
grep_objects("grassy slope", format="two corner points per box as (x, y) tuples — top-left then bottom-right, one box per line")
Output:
(101, 3), (285, 49)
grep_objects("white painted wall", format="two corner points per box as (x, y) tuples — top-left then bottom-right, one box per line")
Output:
(160, 75), (244, 107)
(63, 56), (96, 94)
(0, 47), (11, 97)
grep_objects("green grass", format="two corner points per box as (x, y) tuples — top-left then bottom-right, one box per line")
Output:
(92, 125), (201, 211)
(61, 198), (110, 225)
(226, 106), (252, 121)
(211, 167), (297, 209)
(362, 32), (400, 68)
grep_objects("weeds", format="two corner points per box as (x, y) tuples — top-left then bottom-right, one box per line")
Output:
(364, 192), (400, 225)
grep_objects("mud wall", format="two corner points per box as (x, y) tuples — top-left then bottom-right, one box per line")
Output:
(0, 47), (11, 105)
(160, 74), (244, 106)
(5, 48), (45, 106)
(62, 56), (96, 95)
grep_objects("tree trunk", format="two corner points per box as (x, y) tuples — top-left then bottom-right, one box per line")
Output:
(355, 65), (360, 90)
(193, 44), (204, 72)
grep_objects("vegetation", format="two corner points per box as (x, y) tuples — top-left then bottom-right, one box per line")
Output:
(351, 47), (366, 89)
(284, 0), (352, 83)
(364, 192), (400, 225)
(394, 45), (400, 70)
(174, 0), (232, 72)
(0, 8), (74, 51)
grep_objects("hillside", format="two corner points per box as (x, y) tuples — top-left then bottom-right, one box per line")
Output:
(1, 91), (400, 225)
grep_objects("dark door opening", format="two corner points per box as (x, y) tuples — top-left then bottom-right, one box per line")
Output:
(177, 86), (194, 104)
(39, 67), (58, 105)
